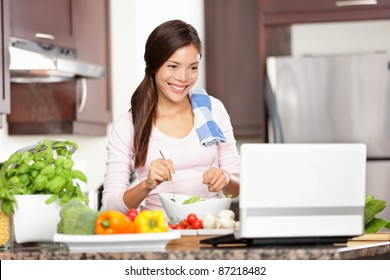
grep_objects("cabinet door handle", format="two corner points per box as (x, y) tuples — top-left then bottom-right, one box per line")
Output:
(35, 33), (55, 40)
(79, 78), (88, 113)
(335, 0), (378, 7)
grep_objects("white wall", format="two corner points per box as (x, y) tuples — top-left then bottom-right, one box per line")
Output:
(111, 0), (205, 121)
(0, 0), (205, 193)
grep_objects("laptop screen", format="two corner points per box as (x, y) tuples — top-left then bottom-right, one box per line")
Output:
(237, 143), (366, 239)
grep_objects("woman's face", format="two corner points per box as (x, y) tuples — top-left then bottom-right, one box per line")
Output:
(155, 44), (200, 103)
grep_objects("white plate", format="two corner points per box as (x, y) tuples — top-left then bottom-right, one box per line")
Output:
(179, 229), (198, 236)
(53, 231), (181, 252)
(178, 229), (233, 236)
(198, 229), (234, 235)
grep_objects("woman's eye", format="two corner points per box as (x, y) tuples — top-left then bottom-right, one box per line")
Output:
(168, 64), (177, 69)
(191, 66), (198, 71)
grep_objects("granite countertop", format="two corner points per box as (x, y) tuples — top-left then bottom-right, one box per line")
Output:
(1, 236), (390, 260)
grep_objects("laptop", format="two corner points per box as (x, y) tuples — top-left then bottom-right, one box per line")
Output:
(201, 143), (367, 246)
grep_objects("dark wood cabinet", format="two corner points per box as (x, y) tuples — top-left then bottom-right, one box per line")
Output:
(205, 0), (390, 140)
(263, 0), (390, 25)
(0, 0), (10, 129)
(72, 0), (111, 128)
(10, 0), (75, 49)
(7, 0), (111, 136)
(205, 0), (265, 138)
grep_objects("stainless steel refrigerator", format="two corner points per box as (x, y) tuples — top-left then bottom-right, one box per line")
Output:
(265, 52), (390, 220)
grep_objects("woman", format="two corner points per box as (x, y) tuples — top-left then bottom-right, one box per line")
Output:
(103, 19), (240, 213)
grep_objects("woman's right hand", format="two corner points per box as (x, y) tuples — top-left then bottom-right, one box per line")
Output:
(145, 158), (175, 190)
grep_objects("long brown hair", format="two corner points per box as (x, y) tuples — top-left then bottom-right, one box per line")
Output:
(131, 20), (202, 168)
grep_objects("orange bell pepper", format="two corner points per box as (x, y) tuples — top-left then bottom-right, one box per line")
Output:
(133, 209), (168, 233)
(95, 210), (134, 234)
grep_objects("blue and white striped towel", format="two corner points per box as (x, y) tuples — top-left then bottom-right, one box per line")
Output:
(189, 88), (226, 146)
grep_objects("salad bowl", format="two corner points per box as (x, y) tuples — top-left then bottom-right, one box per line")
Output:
(159, 193), (231, 223)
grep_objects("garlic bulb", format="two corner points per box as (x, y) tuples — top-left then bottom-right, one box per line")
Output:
(202, 212), (217, 229)
(219, 216), (236, 229)
(217, 209), (235, 220)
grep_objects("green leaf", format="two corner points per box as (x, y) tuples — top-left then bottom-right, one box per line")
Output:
(34, 174), (48, 191)
(365, 218), (390, 234)
(0, 200), (14, 215)
(62, 158), (74, 170)
(9, 176), (21, 187)
(41, 165), (55, 176)
(365, 198), (386, 225)
(54, 157), (65, 167)
(7, 153), (21, 164)
(72, 170), (87, 183)
(18, 174), (30, 187)
(47, 176), (66, 193)
(56, 168), (72, 179)
(30, 169), (39, 178)
(31, 160), (47, 170)
(16, 163), (30, 174)
(182, 196), (204, 204)
(45, 194), (58, 204)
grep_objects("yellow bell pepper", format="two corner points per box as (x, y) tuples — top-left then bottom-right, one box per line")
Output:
(134, 209), (168, 233)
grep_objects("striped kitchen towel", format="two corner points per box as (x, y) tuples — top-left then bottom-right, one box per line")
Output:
(189, 88), (226, 146)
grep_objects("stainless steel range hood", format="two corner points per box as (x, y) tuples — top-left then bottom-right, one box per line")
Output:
(9, 37), (106, 83)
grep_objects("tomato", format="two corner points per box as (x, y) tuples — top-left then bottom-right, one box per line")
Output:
(173, 223), (180, 229)
(126, 208), (139, 222)
(187, 213), (198, 225)
(191, 219), (203, 229)
(179, 219), (190, 229)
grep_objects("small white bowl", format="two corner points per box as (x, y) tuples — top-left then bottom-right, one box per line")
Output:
(159, 193), (231, 223)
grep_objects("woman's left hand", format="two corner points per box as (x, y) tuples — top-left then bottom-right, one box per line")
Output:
(202, 167), (230, 193)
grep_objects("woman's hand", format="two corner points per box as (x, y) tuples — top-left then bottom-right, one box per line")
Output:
(202, 167), (230, 193)
(145, 158), (175, 190)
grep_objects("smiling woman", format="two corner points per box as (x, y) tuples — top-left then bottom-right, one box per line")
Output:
(102, 19), (240, 216)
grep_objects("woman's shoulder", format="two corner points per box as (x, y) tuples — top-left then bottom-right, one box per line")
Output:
(209, 95), (223, 107)
(110, 111), (134, 135)
(107, 111), (134, 150)
(208, 93), (228, 116)
(114, 111), (133, 126)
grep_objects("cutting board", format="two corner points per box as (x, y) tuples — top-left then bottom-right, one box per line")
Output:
(347, 233), (390, 247)
(351, 233), (390, 241)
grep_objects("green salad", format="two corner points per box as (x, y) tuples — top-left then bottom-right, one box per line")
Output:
(181, 194), (233, 204)
(182, 196), (205, 204)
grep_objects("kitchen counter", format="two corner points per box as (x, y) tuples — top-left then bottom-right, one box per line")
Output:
(1, 235), (390, 260)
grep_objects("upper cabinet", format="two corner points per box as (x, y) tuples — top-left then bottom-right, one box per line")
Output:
(204, 0), (264, 138)
(72, 0), (112, 128)
(0, 0), (10, 129)
(6, 0), (112, 136)
(263, 0), (390, 24)
(205, 0), (390, 140)
(9, 0), (75, 49)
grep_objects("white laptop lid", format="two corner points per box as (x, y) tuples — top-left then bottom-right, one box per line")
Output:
(236, 143), (367, 239)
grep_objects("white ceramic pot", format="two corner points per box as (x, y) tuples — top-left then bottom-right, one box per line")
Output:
(13, 194), (61, 243)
